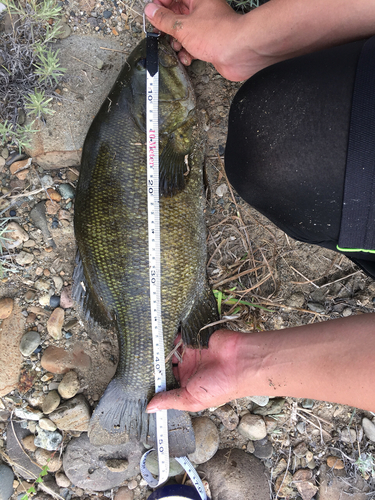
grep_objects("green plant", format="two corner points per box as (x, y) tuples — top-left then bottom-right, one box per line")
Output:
(20, 464), (49, 500)
(213, 287), (273, 316)
(0, 0), (66, 151)
(355, 453), (375, 478)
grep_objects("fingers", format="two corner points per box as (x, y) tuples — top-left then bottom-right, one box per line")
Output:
(146, 387), (205, 413)
(178, 48), (194, 66)
(144, 3), (185, 40)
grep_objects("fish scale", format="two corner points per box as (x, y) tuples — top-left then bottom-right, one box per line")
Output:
(73, 37), (218, 456)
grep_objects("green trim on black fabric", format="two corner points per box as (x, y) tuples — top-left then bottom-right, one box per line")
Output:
(336, 245), (375, 254)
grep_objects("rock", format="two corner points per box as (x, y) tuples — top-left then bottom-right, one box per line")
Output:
(340, 427), (356, 443)
(326, 456), (345, 470)
(0, 464), (14, 500)
(362, 418), (375, 442)
(60, 286), (74, 309)
(35, 448), (63, 472)
(63, 433), (143, 491)
(30, 201), (55, 248)
(144, 450), (183, 477)
(0, 304), (26, 396)
(213, 404), (239, 430)
(58, 183), (75, 199)
(318, 463), (369, 500)
(27, 390), (45, 408)
(273, 458), (287, 476)
(34, 424), (63, 451)
(307, 302), (325, 313)
(292, 469), (318, 500)
(3, 222), (29, 249)
(46, 307), (64, 339)
(238, 414), (267, 441)
(216, 183), (228, 197)
(246, 440), (255, 453)
(249, 396), (269, 407)
(22, 435), (37, 452)
(6, 422), (44, 480)
(105, 459), (129, 473)
(49, 295), (60, 308)
(275, 471), (295, 498)
(285, 292), (305, 308)
(15, 251), (34, 266)
(14, 406), (43, 420)
(58, 370), (80, 399)
(46, 188), (62, 202)
(264, 416), (277, 433)
(38, 418), (57, 431)
(187, 417), (219, 464)
(301, 399), (314, 409)
(293, 441), (309, 458)
(0, 298), (14, 319)
(55, 472), (71, 488)
(19, 331), (41, 357)
(49, 394), (90, 432)
(128, 479), (137, 490)
(200, 448), (269, 500)
(253, 398), (285, 415)
(42, 390), (61, 414)
(253, 437), (274, 459)
(41, 344), (92, 373)
(114, 486), (134, 500)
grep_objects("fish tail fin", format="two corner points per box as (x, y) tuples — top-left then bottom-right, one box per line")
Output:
(88, 380), (196, 457)
(88, 378), (148, 446)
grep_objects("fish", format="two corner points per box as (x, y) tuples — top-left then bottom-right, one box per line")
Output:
(72, 36), (218, 456)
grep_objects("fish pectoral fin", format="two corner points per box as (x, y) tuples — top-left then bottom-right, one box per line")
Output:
(181, 282), (219, 348)
(159, 136), (188, 197)
(72, 250), (113, 328)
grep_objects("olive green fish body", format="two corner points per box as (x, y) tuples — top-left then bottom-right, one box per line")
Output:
(73, 38), (218, 451)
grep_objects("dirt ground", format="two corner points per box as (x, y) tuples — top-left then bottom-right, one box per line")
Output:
(1, 0), (375, 498)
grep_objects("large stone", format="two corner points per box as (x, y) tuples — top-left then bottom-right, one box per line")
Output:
(362, 418), (375, 442)
(319, 464), (370, 499)
(0, 304), (25, 396)
(34, 425), (63, 451)
(63, 433), (143, 491)
(188, 417), (219, 465)
(49, 394), (91, 431)
(46, 307), (64, 340)
(200, 448), (269, 500)
(0, 298), (14, 319)
(0, 464), (14, 500)
(213, 404), (239, 430)
(41, 345), (92, 374)
(58, 370), (80, 399)
(35, 448), (63, 472)
(6, 422), (44, 480)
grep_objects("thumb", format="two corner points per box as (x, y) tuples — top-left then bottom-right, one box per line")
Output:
(144, 3), (184, 40)
(146, 387), (203, 413)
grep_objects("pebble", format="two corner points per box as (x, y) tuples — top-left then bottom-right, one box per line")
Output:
(187, 417), (219, 464)
(24, 290), (36, 303)
(362, 417), (375, 442)
(48, 394), (91, 431)
(46, 188), (62, 202)
(342, 307), (352, 317)
(249, 396), (269, 407)
(340, 427), (356, 443)
(285, 292), (305, 308)
(264, 416), (277, 433)
(60, 286), (74, 309)
(39, 294), (51, 306)
(27, 390), (45, 407)
(58, 370), (80, 399)
(19, 331), (41, 357)
(127, 480), (137, 490)
(14, 406), (43, 420)
(35, 448), (63, 471)
(246, 440), (255, 453)
(4, 222), (29, 249)
(39, 417), (57, 431)
(292, 469), (318, 500)
(63, 434), (143, 491)
(21, 435), (37, 452)
(42, 390), (61, 414)
(55, 472), (71, 488)
(0, 410), (9, 422)
(49, 295), (61, 308)
(275, 471), (294, 498)
(301, 399), (314, 409)
(41, 345), (92, 373)
(47, 307), (65, 339)
(237, 414), (267, 441)
(215, 183), (228, 197)
(15, 251), (34, 266)
(253, 437), (274, 459)
(297, 421), (306, 434)
(53, 276), (64, 293)
(34, 424), (63, 451)
(253, 398), (285, 415)
(307, 302), (325, 313)
(0, 297), (14, 319)
(213, 404), (239, 430)
(273, 458), (287, 476)
(0, 464), (14, 500)
(293, 441), (309, 458)
(200, 448), (269, 500)
(144, 450), (183, 477)
(326, 456), (345, 470)
(58, 183), (75, 199)
(114, 487), (134, 500)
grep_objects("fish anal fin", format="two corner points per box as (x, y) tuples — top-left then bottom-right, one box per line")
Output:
(72, 251), (113, 328)
(181, 282), (219, 348)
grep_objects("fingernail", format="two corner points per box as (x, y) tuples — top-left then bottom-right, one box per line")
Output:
(144, 3), (159, 19)
(146, 406), (157, 413)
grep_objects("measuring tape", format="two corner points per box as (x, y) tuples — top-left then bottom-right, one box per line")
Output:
(140, 18), (209, 500)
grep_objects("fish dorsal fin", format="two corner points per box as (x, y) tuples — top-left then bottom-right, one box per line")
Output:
(72, 251), (113, 328)
(159, 135), (188, 197)
(181, 281), (219, 348)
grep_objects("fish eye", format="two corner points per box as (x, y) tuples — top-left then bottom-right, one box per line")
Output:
(136, 58), (146, 71)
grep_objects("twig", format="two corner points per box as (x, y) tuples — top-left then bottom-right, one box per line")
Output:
(296, 412), (331, 439)
(298, 407), (334, 427)
(100, 46), (129, 54)
(290, 266), (320, 289)
(70, 55), (102, 71)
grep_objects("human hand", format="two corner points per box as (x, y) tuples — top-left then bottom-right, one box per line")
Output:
(147, 330), (252, 413)
(144, 0), (264, 81)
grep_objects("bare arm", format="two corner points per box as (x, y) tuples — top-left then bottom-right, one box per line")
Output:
(144, 0), (375, 81)
(147, 314), (375, 413)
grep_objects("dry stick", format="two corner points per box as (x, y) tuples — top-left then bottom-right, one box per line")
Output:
(296, 412), (331, 439)
(319, 270), (361, 288)
(71, 55), (102, 71)
(297, 407), (334, 427)
(207, 237), (227, 267)
(275, 447), (292, 500)
(8, 187), (45, 199)
(100, 46), (129, 54)
(290, 266), (320, 289)
(212, 264), (265, 288)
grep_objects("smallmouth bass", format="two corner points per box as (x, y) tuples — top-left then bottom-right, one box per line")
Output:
(73, 37), (218, 455)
